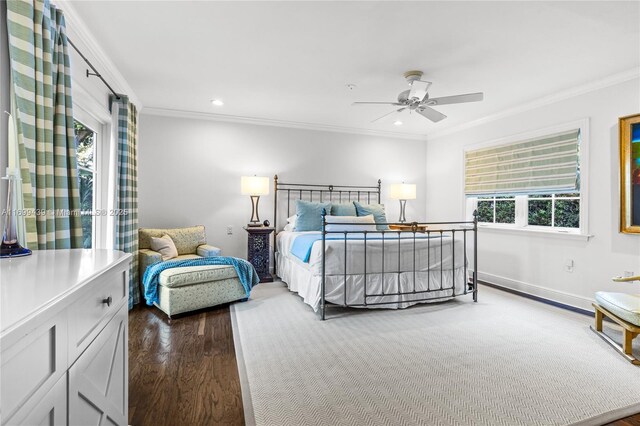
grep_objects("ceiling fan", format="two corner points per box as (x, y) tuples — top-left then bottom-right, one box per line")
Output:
(353, 70), (484, 123)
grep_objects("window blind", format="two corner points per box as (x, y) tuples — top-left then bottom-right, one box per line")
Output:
(464, 129), (580, 195)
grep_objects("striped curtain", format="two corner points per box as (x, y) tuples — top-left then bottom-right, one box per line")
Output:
(6, 0), (82, 249)
(465, 129), (580, 195)
(110, 95), (139, 308)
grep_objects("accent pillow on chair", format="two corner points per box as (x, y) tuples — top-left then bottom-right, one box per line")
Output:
(294, 200), (332, 231)
(353, 201), (389, 231)
(150, 234), (179, 261)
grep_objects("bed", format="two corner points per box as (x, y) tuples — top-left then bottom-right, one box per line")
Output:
(273, 176), (478, 319)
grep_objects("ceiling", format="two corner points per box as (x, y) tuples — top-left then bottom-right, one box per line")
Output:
(70, 1), (640, 138)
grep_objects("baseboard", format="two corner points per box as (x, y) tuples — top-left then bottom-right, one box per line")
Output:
(476, 271), (595, 316)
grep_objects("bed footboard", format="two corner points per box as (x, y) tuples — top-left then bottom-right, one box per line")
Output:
(319, 210), (479, 320)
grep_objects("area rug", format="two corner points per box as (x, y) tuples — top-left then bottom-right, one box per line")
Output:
(231, 283), (640, 426)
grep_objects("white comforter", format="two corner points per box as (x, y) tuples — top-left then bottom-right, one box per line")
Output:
(276, 231), (469, 311)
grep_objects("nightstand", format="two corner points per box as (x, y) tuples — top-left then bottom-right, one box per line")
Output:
(244, 227), (275, 283)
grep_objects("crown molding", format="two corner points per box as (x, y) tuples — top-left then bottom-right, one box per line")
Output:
(140, 107), (428, 141)
(427, 67), (640, 140)
(56, 0), (142, 108)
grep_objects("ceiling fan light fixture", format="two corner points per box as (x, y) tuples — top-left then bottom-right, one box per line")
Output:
(352, 71), (483, 123)
(211, 99), (224, 106)
(393, 120), (403, 126)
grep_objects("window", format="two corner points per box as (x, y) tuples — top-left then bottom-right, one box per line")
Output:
(464, 120), (588, 236)
(528, 193), (580, 228)
(75, 120), (96, 248)
(471, 192), (580, 230)
(477, 196), (516, 224)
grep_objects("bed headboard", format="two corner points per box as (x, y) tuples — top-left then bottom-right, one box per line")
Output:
(273, 175), (381, 234)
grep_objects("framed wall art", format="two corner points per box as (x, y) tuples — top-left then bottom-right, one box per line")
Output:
(620, 113), (640, 233)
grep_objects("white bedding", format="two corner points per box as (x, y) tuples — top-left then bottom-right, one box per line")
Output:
(276, 231), (469, 311)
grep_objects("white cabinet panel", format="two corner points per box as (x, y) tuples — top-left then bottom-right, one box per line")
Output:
(68, 304), (128, 426)
(4, 374), (67, 426)
(0, 311), (67, 423)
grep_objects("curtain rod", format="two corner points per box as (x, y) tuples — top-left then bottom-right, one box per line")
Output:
(67, 38), (121, 100)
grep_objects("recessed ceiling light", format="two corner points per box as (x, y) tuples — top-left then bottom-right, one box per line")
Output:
(211, 99), (224, 106)
(393, 120), (403, 126)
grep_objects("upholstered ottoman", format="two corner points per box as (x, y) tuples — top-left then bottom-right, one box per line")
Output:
(155, 264), (247, 318)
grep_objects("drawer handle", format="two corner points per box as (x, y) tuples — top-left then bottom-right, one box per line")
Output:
(102, 296), (112, 307)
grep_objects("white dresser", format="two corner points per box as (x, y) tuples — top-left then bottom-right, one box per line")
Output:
(0, 249), (131, 426)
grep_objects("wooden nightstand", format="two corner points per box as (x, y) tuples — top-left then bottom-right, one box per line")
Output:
(244, 227), (275, 283)
(388, 223), (429, 232)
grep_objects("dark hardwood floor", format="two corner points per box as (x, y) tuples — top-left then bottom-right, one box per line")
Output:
(610, 419), (640, 426)
(128, 304), (244, 426)
(129, 304), (640, 426)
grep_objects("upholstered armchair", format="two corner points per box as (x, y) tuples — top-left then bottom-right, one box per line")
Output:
(138, 225), (221, 283)
(137, 225), (249, 318)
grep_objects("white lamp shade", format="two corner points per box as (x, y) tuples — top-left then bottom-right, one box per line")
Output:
(389, 183), (416, 200)
(241, 176), (270, 196)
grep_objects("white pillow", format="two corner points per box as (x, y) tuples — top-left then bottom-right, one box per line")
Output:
(324, 215), (377, 232)
(283, 215), (297, 232)
(150, 234), (178, 261)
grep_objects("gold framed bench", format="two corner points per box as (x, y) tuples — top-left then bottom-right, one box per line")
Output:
(591, 276), (640, 365)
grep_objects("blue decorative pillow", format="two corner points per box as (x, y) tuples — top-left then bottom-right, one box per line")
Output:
(331, 203), (357, 216)
(294, 200), (332, 231)
(353, 201), (389, 231)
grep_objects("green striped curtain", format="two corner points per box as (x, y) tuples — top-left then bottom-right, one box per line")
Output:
(465, 129), (580, 195)
(6, 0), (82, 249)
(111, 95), (139, 308)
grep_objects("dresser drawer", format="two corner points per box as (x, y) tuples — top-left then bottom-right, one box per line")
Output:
(67, 266), (128, 362)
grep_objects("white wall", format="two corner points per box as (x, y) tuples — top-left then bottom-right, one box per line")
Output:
(426, 78), (640, 311)
(138, 114), (428, 258)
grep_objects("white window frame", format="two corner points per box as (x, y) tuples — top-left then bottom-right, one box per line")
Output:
(463, 119), (591, 240)
(526, 193), (581, 231)
(473, 195), (519, 228)
(74, 117), (98, 248)
(73, 82), (113, 249)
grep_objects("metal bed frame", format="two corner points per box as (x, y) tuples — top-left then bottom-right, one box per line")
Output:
(273, 175), (478, 320)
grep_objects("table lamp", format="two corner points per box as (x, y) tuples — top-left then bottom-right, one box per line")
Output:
(241, 176), (269, 227)
(389, 183), (416, 223)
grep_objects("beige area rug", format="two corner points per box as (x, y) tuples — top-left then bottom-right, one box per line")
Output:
(231, 282), (640, 426)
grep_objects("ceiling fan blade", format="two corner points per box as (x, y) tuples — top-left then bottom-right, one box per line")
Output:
(427, 92), (484, 106)
(408, 80), (431, 102)
(352, 101), (404, 106)
(371, 107), (407, 123)
(417, 106), (447, 122)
